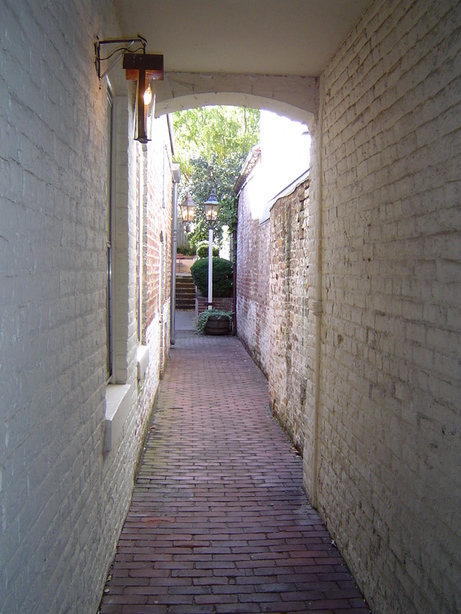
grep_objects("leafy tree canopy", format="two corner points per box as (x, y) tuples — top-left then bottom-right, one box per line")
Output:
(173, 106), (260, 246)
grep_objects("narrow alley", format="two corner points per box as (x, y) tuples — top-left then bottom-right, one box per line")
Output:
(99, 327), (369, 614)
(2, 2), (460, 612)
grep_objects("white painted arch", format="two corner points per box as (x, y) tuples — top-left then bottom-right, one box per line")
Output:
(153, 72), (318, 126)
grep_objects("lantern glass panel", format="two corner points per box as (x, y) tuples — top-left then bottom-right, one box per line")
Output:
(204, 190), (219, 222)
(179, 194), (197, 223)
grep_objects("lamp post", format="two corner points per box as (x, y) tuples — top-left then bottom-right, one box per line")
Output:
(203, 189), (220, 310)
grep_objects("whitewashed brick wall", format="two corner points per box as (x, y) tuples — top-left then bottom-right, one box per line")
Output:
(236, 176), (271, 376)
(0, 1), (173, 612)
(304, 2), (461, 613)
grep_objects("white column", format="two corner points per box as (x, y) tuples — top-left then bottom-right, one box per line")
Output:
(208, 226), (213, 310)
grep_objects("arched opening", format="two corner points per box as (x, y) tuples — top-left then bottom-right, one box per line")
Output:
(153, 73), (317, 128)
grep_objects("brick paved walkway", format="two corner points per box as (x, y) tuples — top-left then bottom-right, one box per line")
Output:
(99, 332), (369, 614)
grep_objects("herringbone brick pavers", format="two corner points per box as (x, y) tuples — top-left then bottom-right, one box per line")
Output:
(99, 332), (369, 614)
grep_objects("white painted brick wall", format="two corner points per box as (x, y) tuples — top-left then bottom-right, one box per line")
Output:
(0, 1), (174, 612)
(236, 175), (271, 377)
(303, 1), (461, 613)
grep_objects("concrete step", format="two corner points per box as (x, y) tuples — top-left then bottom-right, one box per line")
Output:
(176, 289), (195, 296)
(176, 277), (195, 287)
(176, 300), (195, 309)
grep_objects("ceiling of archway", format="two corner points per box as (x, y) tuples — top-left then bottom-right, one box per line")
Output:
(114, 0), (374, 77)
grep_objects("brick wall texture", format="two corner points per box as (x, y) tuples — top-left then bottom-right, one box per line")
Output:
(0, 1), (173, 612)
(136, 121), (173, 430)
(236, 180), (271, 376)
(196, 294), (234, 316)
(269, 182), (310, 452)
(237, 175), (310, 452)
(237, 2), (461, 613)
(312, 3), (461, 613)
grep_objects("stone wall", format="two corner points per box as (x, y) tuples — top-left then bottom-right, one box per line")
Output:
(304, 2), (461, 613)
(0, 1), (174, 611)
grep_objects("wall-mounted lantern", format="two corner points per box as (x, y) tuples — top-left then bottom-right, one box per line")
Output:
(122, 52), (163, 143)
(179, 193), (197, 225)
(94, 36), (164, 143)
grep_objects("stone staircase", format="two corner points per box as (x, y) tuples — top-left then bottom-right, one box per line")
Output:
(175, 275), (196, 310)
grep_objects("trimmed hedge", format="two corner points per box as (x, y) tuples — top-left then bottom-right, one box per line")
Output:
(190, 257), (233, 297)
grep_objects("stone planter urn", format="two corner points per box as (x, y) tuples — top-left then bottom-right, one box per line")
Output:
(204, 315), (230, 336)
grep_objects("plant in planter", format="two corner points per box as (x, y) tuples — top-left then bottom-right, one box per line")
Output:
(196, 309), (233, 335)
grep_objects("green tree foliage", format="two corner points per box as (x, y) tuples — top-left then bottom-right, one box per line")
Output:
(173, 106), (260, 246)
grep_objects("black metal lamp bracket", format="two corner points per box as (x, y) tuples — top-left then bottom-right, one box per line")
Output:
(95, 35), (147, 82)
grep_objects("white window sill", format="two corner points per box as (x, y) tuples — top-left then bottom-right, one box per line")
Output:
(104, 384), (131, 453)
(136, 344), (149, 380)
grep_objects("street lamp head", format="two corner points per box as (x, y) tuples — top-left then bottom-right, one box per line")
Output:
(179, 193), (197, 223)
(204, 188), (220, 223)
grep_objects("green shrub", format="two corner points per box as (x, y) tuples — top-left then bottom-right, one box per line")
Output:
(190, 257), (233, 297)
(196, 241), (219, 259)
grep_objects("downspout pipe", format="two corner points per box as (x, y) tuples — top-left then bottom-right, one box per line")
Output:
(170, 164), (181, 345)
(138, 145), (147, 343)
(311, 76), (324, 509)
